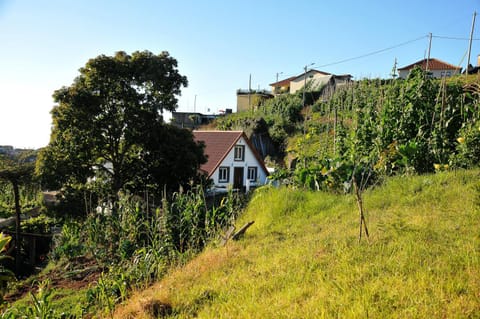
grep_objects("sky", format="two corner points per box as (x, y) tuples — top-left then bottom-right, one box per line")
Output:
(1, 0), (480, 149)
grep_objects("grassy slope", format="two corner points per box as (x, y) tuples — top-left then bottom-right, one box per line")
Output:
(114, 170), (480, 318)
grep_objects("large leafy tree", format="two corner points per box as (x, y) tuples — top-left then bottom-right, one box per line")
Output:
(37, 51), (205, 213)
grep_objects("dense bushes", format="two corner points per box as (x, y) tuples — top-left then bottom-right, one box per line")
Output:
(216, 94), (303, 154)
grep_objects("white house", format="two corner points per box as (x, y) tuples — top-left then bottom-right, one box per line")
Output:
(193, 130), (269, 191)
(398, 58), (462, 79)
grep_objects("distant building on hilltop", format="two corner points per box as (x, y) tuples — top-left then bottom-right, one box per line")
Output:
(0, 146), (36, 162)
(236, 89), (274, 113)
(0, 145), (14, 156)
(398, 58), (462, 79)
(171, 111), (226, 129)
(269, 69), (352, 99)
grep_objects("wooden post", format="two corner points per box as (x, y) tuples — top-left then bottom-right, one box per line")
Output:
(353, 176), (369, 242)
(232, 221), (255, 240)
(13, 180), (21, 274)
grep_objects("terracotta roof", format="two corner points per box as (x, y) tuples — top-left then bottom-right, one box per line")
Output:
(398, 58), (461, 71)
(269, 76), (297, 87)
(192, 130), (268, 178)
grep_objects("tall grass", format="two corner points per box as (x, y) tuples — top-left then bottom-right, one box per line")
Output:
(114, 169), (480, 318)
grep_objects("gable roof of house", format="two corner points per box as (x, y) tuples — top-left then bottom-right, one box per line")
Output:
(291, 69), (331, 82)
(269, 76), (297, 87)
(269, 70), (332, 87)
(192, 130), (268, 178)
(398, 58), (462, 71)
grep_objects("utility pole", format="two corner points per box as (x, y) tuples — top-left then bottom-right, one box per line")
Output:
(194, 94), (197, 113)
(248, 74), (252, 111)
(426, 32), (432, 72)
(466, 11), (477, 75)
(302, 63), (314, 136)
(302, 63), (315, 108)
(391, 57), (398, 79)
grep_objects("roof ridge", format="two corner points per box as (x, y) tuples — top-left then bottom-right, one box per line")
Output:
(398, 58), (462, 71)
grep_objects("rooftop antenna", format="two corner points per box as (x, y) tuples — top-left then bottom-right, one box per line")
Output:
(276, 72), (283, 82)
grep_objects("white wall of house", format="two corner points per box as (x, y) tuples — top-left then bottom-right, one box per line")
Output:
(398, 68), (458, 79)
(210, 136), (268, 188)
(290, 72), (332, 93)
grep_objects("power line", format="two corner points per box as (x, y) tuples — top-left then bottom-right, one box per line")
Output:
(315, 35), (428, 68)
(277, 32), (477, 82)
(433, 35), (480, 41)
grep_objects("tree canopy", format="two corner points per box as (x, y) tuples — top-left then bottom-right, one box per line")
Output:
(37, 50), (206, 211)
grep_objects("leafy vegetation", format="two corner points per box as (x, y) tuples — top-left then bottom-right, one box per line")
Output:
(0, 234), (14, 303)
(275, 69), (480, 191)
(4, 187), (243, 317)
(215, 94), (303, 155)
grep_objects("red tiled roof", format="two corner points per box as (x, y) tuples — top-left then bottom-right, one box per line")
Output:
(398, 58), (461, 71)
(269, 76), (297, 87)
(192, 130), (268, 178)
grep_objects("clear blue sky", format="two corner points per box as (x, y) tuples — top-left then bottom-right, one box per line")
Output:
(1, 0), (480, 148)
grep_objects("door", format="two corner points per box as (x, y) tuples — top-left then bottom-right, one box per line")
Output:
(233, 167), (244, 190)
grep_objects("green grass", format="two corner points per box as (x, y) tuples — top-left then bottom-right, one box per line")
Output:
(114, 169), (480, 318)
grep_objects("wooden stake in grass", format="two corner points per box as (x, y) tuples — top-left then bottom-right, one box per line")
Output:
(353, 175), (369, 242)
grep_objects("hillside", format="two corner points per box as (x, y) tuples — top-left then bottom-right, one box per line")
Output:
(114, 169), (480, 318)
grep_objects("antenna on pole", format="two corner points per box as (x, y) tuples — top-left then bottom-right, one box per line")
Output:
(276, 72), (283, 82)
(466, 11), (477, 75)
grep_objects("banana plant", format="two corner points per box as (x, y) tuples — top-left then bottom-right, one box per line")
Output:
(0, 233), (15, 302)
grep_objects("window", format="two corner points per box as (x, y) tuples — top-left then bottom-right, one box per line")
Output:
(440, 71), (451, 77)
(234, 145), (245, 161)
(218, 167), (230, 183)
(247, 166), (257, 181)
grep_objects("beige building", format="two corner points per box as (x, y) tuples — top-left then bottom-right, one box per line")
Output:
(270, 69), (351, 98)
(269, 76), (297, 95)
(289, 70), (332, 93)
(236, 89), (273, 113)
